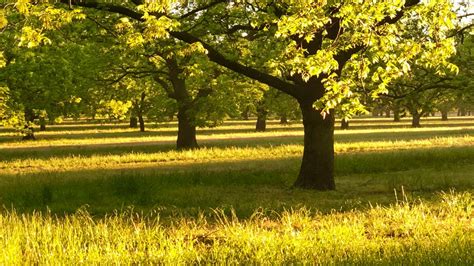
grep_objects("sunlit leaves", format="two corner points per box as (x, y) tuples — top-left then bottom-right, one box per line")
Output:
(17, 26), (51, 48)
(137, 0), (173, 13)
(0, 10), (7, 29)
(143, 15), (180, 40)
(0, 52), (5, 68)
(275, 9), (330, 40)
(14, 0), (31, 15)
(97, 99), (132, 120)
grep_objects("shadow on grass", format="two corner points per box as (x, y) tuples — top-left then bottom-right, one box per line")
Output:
(1, 147), (472, 217)
(1, 118), (473, 143)
(1, 127), (473, 162)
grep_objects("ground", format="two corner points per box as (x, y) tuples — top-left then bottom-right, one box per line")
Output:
(0, 116), (472, 263)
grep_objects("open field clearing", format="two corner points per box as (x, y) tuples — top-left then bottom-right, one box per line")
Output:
(0, 117), (473, 263)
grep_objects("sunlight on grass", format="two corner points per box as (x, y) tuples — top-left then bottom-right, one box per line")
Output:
(0, 192), (471, 264)
(1, 135), (472, 174)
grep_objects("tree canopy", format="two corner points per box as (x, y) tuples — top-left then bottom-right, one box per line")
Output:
(0, 0), (470, 190)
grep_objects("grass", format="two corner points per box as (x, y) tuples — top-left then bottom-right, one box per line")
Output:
(0, 116), (473, 263)
(0, 192), (471, 264)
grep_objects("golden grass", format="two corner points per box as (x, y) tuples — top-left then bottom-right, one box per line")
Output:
(1, 135), (472, 174)
(1, 125), (472, 149)
(0, 191), (471, 264)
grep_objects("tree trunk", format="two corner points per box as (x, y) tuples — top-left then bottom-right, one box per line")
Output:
(293, 104), (335, 190)
(280, 115), (288, 124)
(177, 106), (198, 149)
(393, 104), (401, 122)
(255, 103), (267, 132)
(459, 108), (467, 116)
(130, 116), (138, 128)
(441, 110), (448, 121)
(340, 119), (349, 130)
(39, 117), (46, 131)
(242, 107), (250, 120)
(22, 108), (36, 140)
(137, 92), (146, 132)
(255, 116), (266, 131)
(138, 114), (145, 132)
(412, 113), (421, 127)
(385, 109), (391, 118)
(167, 57), (199, 150)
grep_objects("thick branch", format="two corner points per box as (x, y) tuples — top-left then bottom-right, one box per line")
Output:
(170, 31), (300, 98)
(63, 0), (144, 21)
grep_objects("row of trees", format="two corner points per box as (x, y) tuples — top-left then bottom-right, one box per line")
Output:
(0, 0), (473, 190)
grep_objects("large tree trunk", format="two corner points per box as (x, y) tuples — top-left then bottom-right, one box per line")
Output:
(412, 113), (421, 127)
(177, 105), (198, 149)
(255, 103), (267, 132)
(293, 104), (335, 190)
(167, 57), (199, 150)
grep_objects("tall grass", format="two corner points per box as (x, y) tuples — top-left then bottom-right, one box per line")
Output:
(0, 191), (471, 264)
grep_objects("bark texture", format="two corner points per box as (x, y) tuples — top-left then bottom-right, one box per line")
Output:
(293, 104), (335, 190)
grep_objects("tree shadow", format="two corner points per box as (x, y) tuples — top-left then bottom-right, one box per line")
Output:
(1, 147), (472, 218)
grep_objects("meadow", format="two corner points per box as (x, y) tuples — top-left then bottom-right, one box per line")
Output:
(0, 116), (473, 264)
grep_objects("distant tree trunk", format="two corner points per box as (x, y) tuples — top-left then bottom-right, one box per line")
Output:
(242, 107), (250, 120)
(412, 113), (421, 127)
(255, 102), (267, 132)
(393, 104), (401, 122)
(130, 116), (138, 128)
(137, 92), (146, 132)
(441, 110), (448, 121)
(22, 108), (36, 140)
(280, 115), (288, 124)
(39, 117), (46, 131)
(340, 119), (349, 130)
(459, 108), (467, 116)
(255, 115), (266, 131)
(138, 114), (145, 132)
(293, 103), (335, 190)
(385, 109), (391, 118)
(48, 114), (55, 125)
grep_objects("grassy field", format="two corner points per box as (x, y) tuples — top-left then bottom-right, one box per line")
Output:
(0, 116), (473, 263)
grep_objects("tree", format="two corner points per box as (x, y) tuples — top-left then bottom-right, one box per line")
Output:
(13, 0), (458, 190)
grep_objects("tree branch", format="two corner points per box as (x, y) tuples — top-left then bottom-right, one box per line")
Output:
(170, 31), (301, 98)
